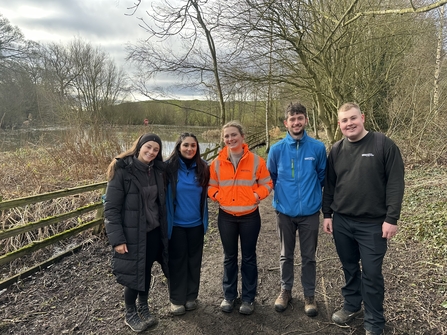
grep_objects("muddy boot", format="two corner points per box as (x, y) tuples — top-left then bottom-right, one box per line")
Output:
(137, 301), (158, 328)
(124, 304), (148, 333)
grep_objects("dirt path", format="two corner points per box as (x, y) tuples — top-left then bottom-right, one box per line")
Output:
(1, 194), (446, 334)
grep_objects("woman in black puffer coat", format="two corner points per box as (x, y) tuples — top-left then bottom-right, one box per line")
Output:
(104, 133), (169, 333)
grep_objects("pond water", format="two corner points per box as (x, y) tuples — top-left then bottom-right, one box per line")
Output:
(0, 125), (221, 158)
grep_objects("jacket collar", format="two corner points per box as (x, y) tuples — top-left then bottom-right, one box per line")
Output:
(218, 143), (249, 160)
(285, 130), (308, 146)
(179, 158), (197, 170)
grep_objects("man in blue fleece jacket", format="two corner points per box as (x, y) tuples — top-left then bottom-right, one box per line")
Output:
(267, 102), (327, 316)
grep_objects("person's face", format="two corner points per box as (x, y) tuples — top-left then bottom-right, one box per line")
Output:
(137, 141), (160, 164)
(223, 126), (244, 152)
(179, 136), (197, 159)
(338, 107), (366, 142)
(284, 112), (308, 138)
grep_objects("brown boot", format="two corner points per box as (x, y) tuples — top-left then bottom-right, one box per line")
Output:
(304, 296), (318, 317)
(274, 289), (292, 312)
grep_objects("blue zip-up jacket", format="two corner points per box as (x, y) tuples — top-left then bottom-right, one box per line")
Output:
(166, 159), (209, 239)
(267, 130), (327, 217)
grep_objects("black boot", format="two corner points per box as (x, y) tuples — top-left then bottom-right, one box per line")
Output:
(137, 301), (158, 328)
(124, 304), (147, 333)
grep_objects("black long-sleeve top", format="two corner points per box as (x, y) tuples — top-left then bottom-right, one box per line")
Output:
(322, 132), (405, 224)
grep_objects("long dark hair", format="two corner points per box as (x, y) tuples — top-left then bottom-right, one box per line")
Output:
(166, 132), (209, 187)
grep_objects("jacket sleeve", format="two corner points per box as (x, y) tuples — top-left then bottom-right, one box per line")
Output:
(104, 170), (127, 248)
(384, 141), (405, 224)
(208, 159), (220, 200)
(166, 181), (175, 239)
(254, 157), (273, 200)
(266, 146), (278, 187)
(322, 149), (336, 218)
(317, 145), (327, 188)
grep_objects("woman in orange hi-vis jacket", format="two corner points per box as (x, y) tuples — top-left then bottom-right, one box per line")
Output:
(208, 120), (273, 316)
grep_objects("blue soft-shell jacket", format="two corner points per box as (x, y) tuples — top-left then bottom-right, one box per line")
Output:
(166, 159), (209, 239)
(267, 131), (327, 217)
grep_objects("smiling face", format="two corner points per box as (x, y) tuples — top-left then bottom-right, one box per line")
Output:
(137, 141), (160, 164)
(338, 106), (367, 142)
(223, 126), (244, 153)
(179, 136), (198, 159)
(284, 112), (308, 139)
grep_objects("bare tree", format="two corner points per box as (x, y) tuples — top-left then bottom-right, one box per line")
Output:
(218, 0), (446, 142)
(432, 4), (445, 116)
(126, 0), (227, 126)
(64, 39), (128, 125)
(35, 39), (129, 127)
(0, 14), (33, 66)
(0, 15), (37, 128)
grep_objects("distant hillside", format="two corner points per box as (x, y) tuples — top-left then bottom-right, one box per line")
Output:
(104, 99), (278, 128)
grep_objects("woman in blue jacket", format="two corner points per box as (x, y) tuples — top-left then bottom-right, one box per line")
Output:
(165, 132), (210, 315)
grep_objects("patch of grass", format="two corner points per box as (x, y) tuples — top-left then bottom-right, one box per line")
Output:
(399, 166), (447, 260)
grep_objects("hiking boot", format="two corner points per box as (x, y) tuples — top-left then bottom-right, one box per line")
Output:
(137, 303), (158, 328)
(304, 296), (318, 317)
(170, 303), (186, 316)
(220, 299), (235, 313)
(332, 307), (362, 325)
(365, 330), (383, 335)
(125, 304), (148, 333)
(185, 300), (198, 311)
(239, 301), (254, 315)
(274, 289), (292, 312)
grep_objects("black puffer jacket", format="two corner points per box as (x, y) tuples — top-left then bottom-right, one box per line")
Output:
(104, 156), (169, 291)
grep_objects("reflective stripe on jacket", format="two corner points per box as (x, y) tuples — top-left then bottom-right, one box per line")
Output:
(208, 143), (273, 216)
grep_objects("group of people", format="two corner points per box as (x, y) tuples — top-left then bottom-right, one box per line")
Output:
(104, 102), (405, 335)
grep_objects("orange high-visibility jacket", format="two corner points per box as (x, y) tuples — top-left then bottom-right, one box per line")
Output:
(208, 143), (273, 216)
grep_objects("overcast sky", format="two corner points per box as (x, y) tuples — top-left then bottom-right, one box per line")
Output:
(0, 0), (202, 100)
(0, 0), (147, 64)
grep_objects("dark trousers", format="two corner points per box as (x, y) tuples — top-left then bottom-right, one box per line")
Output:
(276, 211), (319, 296)
(168, 225), (204, 305)
(124, 227), (161, 305)
(332, 212), (388, 334)
(218, 208), (261, 303)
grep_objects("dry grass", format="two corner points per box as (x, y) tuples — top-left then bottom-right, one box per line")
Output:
(0, 128), (122, 280)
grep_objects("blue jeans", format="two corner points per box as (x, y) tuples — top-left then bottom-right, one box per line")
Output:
(276, 211), (319, 296)
(218, 208), (261, 303)
(332, 212), (388, 334)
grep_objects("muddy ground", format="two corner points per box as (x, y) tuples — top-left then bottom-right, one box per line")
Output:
(0, 194), (446, 335)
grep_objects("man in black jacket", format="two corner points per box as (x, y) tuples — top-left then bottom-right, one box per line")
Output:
(322, 102), (404, 335)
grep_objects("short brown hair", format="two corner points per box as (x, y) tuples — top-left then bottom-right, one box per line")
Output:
(285, 102), (307, 119)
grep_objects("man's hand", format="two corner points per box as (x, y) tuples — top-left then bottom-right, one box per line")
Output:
(323, 218), (333, 234)
(382, 222), (398, 240)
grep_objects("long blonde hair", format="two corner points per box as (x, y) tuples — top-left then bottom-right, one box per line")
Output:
(106, 137), (140, 181)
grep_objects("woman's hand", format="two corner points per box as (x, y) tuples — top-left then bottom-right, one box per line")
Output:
(114, 244), (128, 254)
